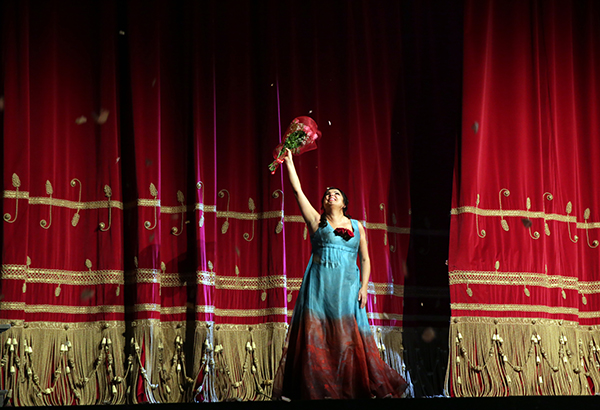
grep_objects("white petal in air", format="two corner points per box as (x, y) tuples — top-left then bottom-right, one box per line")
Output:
(93, 109), (109, 124)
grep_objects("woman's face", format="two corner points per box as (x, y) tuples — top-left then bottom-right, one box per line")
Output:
(323, 188), (346, 211)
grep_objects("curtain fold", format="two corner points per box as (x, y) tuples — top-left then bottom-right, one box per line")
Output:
(1, 0), (411, 403)
(448, 0), (600, 396)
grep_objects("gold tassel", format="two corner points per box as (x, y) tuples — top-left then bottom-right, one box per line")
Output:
(447, 318), (600, 396)
(0, 322), (126, 406)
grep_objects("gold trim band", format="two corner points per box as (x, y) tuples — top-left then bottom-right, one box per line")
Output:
(450, 270), (600, 293)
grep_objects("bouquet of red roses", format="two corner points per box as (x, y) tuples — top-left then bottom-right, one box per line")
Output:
(268, 116), (322, 174)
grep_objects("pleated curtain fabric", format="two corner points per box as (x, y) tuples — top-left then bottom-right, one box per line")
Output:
(448, 0), (600, 396)
(0, 0), (410, 404)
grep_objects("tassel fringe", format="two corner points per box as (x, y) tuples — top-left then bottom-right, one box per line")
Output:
(0, 321), (407, 404)
(446, 317), (600, 396)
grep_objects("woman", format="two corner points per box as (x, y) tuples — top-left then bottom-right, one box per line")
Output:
(273, 149), (408, 400)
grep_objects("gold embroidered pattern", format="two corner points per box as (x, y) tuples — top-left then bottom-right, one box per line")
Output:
(137, 198), (160, 207)
(39, 180), (54, 229)
(367, 312), (403, 321)
(566, 201), (579, 242)
(449, 270), (600, 293)
(287, 278), (303, 291)
(170, 190), (186, 236)
(368, 282), (404, 297)
(131, 303), (161, 312)
(196, 305), (215, 314)
(499, 189), (510, 231)
(4, 186), (410, 234)
(0, 302), (25, 310)
(195, 322), (289, 331)
(543, 192), (553, 236)
(218, 189), (231, 233)
(364, 222), (410, 234)
(99, 184), (113, 231)
(583, 208), (599, 248)
(0, 321), (125, 330)
(194, 305), (288, 317)
(243, 198), (256, 241)
(2, 264), (124, 285)
(196, 270), (215, 286)
(70, 178), (82, 226)
(272, 190), (284, 234)
(451, 206), (576, 222)
(159, 306), (187, 315)
(212, 307), (287, 317)
(453, 191), (600, 250)
(197, 181), (205, 227)
(0, 303), (125, 314)
(144, 183), (159, 230)
(5, 190), (124, 210)
(214, 275), (287, 290)
(451, 315), (582, 327)
(525, 197), (540, 239)
(127, 268), (160, 284)
(451, 303), (580, 316)
(3, 174), (23, 223)
(475, 194), (486, 238)
(380, 203), (388, 246)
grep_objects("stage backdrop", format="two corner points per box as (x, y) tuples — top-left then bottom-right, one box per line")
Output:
(0, 0), (411, 404)
(448, 0), (600, 396)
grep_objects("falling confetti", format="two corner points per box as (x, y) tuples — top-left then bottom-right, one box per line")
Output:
(119, 30), (125, 35)
(93, 109), (109, 124)
(308, 110), (313, 114)
(328, 120), (331, 126)
(75, 116), (88, 125)
(116, 157), (120, 163)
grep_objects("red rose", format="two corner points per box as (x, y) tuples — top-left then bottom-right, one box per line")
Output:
(333, 227), (354, 241)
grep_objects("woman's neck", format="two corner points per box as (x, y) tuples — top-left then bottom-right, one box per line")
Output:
(325, 210), (346, 223)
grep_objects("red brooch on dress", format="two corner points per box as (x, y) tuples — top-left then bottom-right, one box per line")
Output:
(333, 227), (354, 241)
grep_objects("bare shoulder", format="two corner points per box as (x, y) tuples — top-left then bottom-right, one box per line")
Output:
(356, 219), (366, 234)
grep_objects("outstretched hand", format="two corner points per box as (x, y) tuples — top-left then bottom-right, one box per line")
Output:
(358, 286), (368, 309)
(283, 148), (294, 163)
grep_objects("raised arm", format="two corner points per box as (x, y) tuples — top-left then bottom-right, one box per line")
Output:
(283, 149), (320, 234)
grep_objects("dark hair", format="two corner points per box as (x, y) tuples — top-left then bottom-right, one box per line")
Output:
(319, 187), (350, 227)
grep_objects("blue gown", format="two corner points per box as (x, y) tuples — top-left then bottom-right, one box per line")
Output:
(273, 219), (407, 399)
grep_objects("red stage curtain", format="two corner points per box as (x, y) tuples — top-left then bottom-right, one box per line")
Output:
(1, 0), (411, 404)
(448, 0), (600, 396)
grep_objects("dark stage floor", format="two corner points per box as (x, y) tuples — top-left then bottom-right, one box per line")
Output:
(31, 396), (599, 410)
